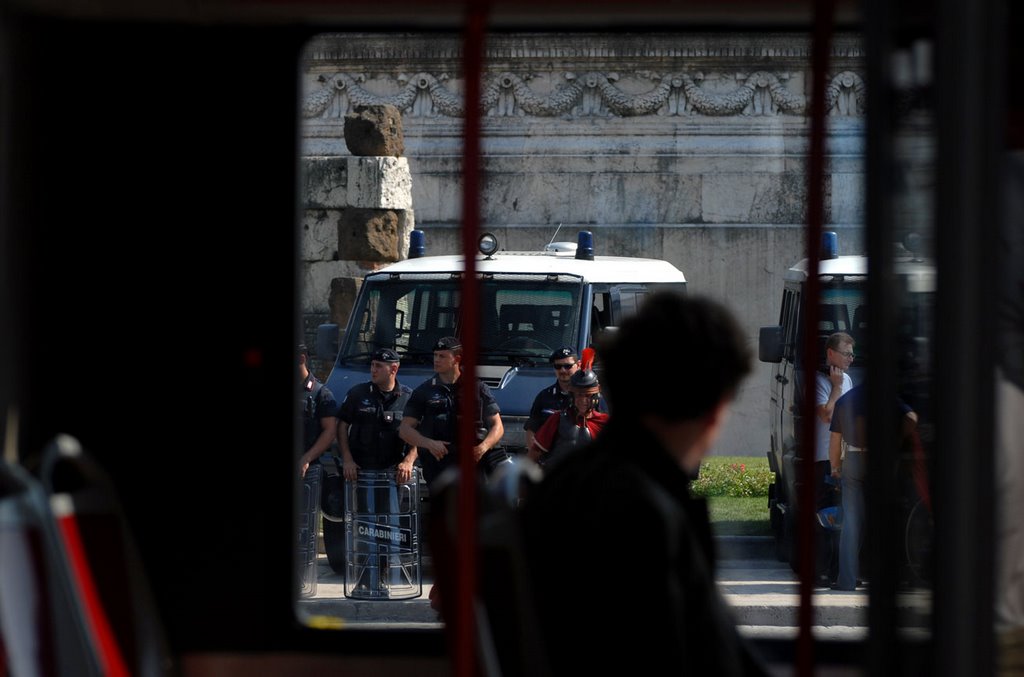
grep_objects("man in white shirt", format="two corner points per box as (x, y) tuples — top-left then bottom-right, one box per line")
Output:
(813, 331), (855, 587)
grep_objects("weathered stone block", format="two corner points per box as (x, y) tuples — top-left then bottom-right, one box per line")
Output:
(830, 172), (865, 225)
(701, 173), (831, 224)
(302, 209), (340, 262)
(302, 156), (348, 208)
(328, 277), (364, 328)
(337, 208), (414, 262)
(412, 172), (461, 222)
(348, 156), (413, 210)
(344, 104), (405, 157)
(302, 260), (370, 313)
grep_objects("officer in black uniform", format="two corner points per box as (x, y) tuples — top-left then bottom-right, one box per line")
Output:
(296, 344), (338, 596)
(523, 347), (607, 452)
(298, 343), (339, 473)
(399, 336), (505, 490)
(334, 348), (417, 589)
(335, 348), (417, 484)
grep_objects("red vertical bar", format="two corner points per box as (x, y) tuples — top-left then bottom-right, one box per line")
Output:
(55, 512), (130, 677)
(797, 0), (835, 675)
(456, 2), (488, 676)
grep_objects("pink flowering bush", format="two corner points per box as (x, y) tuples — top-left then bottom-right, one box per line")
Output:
(690, 457), (773, 498)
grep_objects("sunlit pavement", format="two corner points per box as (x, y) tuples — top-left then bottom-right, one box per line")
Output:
(296, 538), (931, 638)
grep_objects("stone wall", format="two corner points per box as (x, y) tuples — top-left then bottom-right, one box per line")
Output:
(298, 31), (873, 453)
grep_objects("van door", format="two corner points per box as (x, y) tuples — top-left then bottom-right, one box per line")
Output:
(774, 287), (800, 459)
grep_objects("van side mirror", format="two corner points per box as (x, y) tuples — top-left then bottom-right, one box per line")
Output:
(758, 325), (784, 363)
(592, 326), (618, 346)
(316, 323), (340, 362)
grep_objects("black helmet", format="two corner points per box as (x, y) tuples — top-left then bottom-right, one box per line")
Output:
(570, 367), (600, 392)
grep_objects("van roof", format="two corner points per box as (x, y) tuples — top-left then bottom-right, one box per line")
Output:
(368, 249), (687, 284)
(785, 254), (868, 281)
(785, 253), (935, 292)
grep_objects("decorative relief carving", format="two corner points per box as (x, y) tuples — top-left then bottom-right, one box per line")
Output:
(825, 71), (867, 116)
(302, 69), (866, 120)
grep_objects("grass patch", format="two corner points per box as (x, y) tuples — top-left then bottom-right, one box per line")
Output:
(694, 455), (773, 536)
(706, 496), (771, 536)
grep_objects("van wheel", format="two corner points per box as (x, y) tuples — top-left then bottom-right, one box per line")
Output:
(322, 516), (347, 575)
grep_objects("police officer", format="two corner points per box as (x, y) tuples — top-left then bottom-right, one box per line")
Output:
(523, 347), (607, 452)
(334, 348), (418, 591)
(528, 352), (608, 466)
(399, 336), (505, 489)
(296, 343), (338, 596)
(298, 344), (339, 475)
(335, 348), (417, 484)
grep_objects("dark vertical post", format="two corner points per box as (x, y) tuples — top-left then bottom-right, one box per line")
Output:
(934, 0), (1001, 674)
(862, 0), (898, 672)
(456, 2), (488, 676)
(797, 1), (835, 674)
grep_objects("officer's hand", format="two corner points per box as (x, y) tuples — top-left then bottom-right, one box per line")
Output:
(343, 461), (360, 482)
(472, 444), (487, 462)
(396, 462), (414, 484)
(425, 439), (449, 459)
(829, 365), (844, 388)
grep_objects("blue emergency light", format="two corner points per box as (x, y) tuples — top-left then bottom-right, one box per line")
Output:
(408, 229), (426, 258)
(821, 231), (838, 260)
(575, 230), (594, 260)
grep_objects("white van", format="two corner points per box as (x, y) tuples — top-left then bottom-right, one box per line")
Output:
(314, 229), (688, 573)
(317, 229), (687, 453)
(757, 232), (935, 568)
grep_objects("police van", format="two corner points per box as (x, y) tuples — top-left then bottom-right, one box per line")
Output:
(317, 229), (687, 454)
(313, 229), (687, 575)
(757, 231), (935, 569)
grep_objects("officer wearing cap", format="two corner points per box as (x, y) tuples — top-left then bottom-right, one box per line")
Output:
(399, 336), (505, 488)
(298, 343), (339, 476)
(335, 348), (418, 485)
(523, 346), (607, 452)
(528, 348), (609, 466)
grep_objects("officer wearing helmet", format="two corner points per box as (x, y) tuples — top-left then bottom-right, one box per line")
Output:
(523, 346), (607, 452)
(528, 347), (609, 466)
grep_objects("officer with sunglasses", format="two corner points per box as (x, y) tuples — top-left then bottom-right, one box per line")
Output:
(527, 360), (608, 467)
(522, 347), (607, 453)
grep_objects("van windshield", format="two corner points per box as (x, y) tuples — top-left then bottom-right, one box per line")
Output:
(339, 272), (584, 366)
(814, 277), (932, 374)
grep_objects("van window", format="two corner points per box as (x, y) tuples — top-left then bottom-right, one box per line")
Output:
(791, 283), (866, 369)
(781, 289), (798, 359)
(340, 273), (583, 365)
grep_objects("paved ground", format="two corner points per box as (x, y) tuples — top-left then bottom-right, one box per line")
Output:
(296, 535), (932, 641)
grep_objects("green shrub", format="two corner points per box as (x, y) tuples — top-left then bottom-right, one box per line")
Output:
(690, 456), (773, 498)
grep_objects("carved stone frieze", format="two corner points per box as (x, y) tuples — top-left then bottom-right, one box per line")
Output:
(302, 68), (865, 119)
(301, 32), (865, 121)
